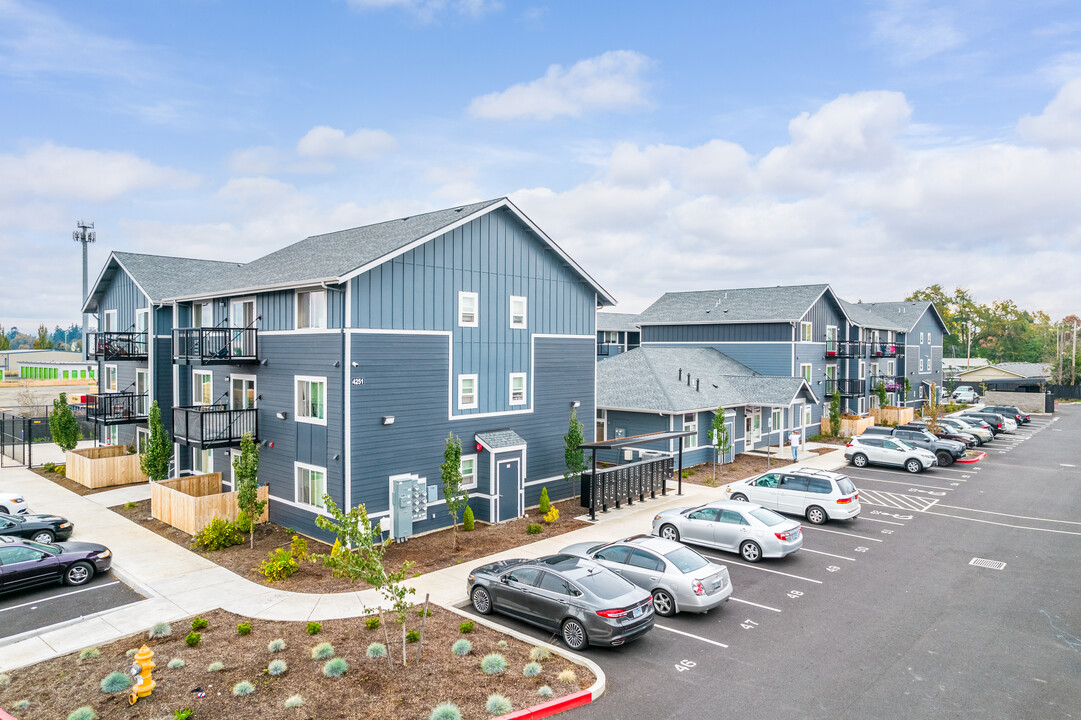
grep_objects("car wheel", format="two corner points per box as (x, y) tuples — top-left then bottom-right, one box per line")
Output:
(561, 618), (588, 651)
(740, 540), (762, 563)
(0, 506), (7, 514)
(905, 459), (922, 474)
(936, 451), (954, 467)
(652, 589), (676, 617)
(806, 506), (827, 525)
(659, 524), (680, 542)
(471, 586), (492, 615)
(852, 453), (868, 468)
(64, 561), (94, 587)
(731, 493), (748, 502)
(32, 530), (54, 543)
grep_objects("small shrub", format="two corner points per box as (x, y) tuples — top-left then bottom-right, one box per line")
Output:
(417, 605), (432, 617)
(191, 616), (209, 631)
(233, 509), (252, 534)
(543, 507), (559, 524)
(538, 486), (551, 514)
(268, 659), (287, 676)
(173, 708), (193, 720)
(185, 631), (201, 647)
(191, 518), (244, 551)
(207, 661), (225, 673)
(14, 700), (30, 711)
(0, 673), (10, 687)
(557, 669), (577, 684)
(366, 642), (387, 659)
(430, 702), (463, 720)
(529, 646), (551, 662)
(237, 622), (252, 635)
(268, 638), (286, 653)
(67, 708), (96, 720)
(311, 642), (335, 660)
(306, 621), (322, 635)
(78, 647), (101, 660)
(451, 639), (472, 656)
(149, 622), (172, 639)
(406, 630), (420, 643)
(463, 505), (475, 531)
(285, 694), (305, 709)
(538, 685), (553, 698)
(259, 547), (299, 582)
(167, 658), (185, 669)
(526, 523), (542, 535)
(232, 680), (255, 696)
(486, 694), (512, 715)
(43, 462), (55, 472)
(524, 662), (542, 677)
(123, 501), (137, 509)
(126, 648), (138, 659)
(290, 534), (309, 561)
(365, 616), (380, 630)
(323, 657), (349, 677)
(497, 640), (508, 649)
(54, 464), (65, 475)
(100, 671), (133, 693)
(480, 653), (507, 675)
(458, 620), (475, 634)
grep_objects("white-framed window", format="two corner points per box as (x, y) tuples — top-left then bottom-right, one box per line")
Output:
(105, 425), (118, 446)
(103, 309), (118, 332)
(803, 404), (813, 427)
(596, 409), (607, 442)
(231, 374), (257, 410)
(771, 408), (782, 433)
(296, 288), (327, 330)
(193, 448), (212, 474)
(825, 325), (838, 353)
(458, 374), (478, 410)
(136, 368), (149, 415)
(510, 296), (527, 329)
(887, 360), (895, 375)
(601, 331), (618, 343)
(295, 462), (327, 510)
(135, 427), (150, 454)
(509, 373), (527, 406)
(193, 370), (213, 406)
(927, 332), (933, 345)
(458, 291), (478, 328)
(859, 360), (866, 380)
(193, 301), (212, 328)
(799, 363), (812, 382)
(920, 332), (925, 344)
(460, 454), (477, 490)
(104, 364), (118, 393)
(683, 412), (698, 449)
(919, 384), (925, 398)
(800, 321), (813, 342)
(295, 376), (327, 424)
(858, 397), (866, 414)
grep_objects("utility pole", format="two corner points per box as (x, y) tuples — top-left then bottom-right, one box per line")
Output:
(965, 321), (972, 370)
(1073, 321), (1077, 386)
(73, 220), (96, 360)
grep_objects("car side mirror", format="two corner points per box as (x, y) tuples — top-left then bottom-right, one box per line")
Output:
(499, 576), (510, 584)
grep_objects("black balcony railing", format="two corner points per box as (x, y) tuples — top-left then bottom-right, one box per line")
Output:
(173, 405), (257, 448)
(172, 327), (259, 365)
(87, 332), (148, 361)
(597, 343), (623, 357)
(869, 342), (902, 358)
(86, 393), (148, 425)
(828, 341), (863, 359)
(825, 378), (866, 397)
(868, 375), (904, 392)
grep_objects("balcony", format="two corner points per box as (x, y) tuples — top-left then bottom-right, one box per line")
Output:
(869, 342), (901, 358)
(869, 375), (904, 393)
(825, 378), (866, 397)
(597, 343), (623, 357)
(173, 405), (258, 449)
(828, 341), (863, 359)
(87, 393), (148, 425)
(87, 332), (148, 361)
(172, 327), (259, 365)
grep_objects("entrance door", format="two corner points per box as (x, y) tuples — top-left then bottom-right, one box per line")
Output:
(135, 308), (149, 355)
(230, 298), (256, 356)
(745, 407), (761, 449)
(497, 459), (520, 522)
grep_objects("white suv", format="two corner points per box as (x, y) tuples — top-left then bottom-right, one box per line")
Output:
(721, 469), (860, 525)
(846, 435), (937, 473)
(952, 386), (979, 403)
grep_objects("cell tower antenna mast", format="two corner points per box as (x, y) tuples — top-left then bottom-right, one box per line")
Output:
(73, 220), (96, 359)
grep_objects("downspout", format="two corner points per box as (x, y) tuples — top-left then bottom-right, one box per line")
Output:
(324, 281), (348, 509)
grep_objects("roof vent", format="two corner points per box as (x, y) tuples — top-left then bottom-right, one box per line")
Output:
(455, 207), (464, 212)
(712, 383), (718, 388)
(678, 368), (682, 380)
(696, 379), (700, 392)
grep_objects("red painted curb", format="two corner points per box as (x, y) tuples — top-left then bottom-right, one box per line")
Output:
(955, 451), (986, 464)
(497, 689), (594, 720)
(1, 709), (19, 720)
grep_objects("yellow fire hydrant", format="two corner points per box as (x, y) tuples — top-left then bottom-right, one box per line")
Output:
(127, 645), (156, 705)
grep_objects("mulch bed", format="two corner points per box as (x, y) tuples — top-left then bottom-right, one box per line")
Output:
(108, 498), (590, 594)
(29, 467), (106, 496)
(0, 607), (592, 720)
(675, 455), (773, 487)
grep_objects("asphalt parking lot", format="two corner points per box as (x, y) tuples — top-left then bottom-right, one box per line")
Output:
(0, 571), (143, 639)
(466, 406), (1081, 720)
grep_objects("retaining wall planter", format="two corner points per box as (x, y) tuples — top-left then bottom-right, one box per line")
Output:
(65, 445), (148, 489)
(151, 473), (268, 535)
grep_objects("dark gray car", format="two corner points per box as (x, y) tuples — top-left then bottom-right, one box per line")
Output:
(467, 554), (654, 650)
(862, 426), (965, 466)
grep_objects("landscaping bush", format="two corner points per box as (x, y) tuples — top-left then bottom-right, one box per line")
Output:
(451, 639), (472, 656)
(458, 620), (475, 634)
(191, 616), (209, 631)
(184, 631), (201, 647)
(497, 640), (508, 649)
(123, 501), (136, 509)
(365, 616), (380, 630)
(232, 680), (255, 696)
(463, 505), (475, 531)
(126, 648), (138, 658)
(78, 647), (100, 660)
(556, 669), (577, 684)
(233, 510), (251, 534)
(526, 523), (542, 535)
(366, 642), (387, 659)
(529, 646), (551, 662)
(406, 629), (420, 643)
(310, 642), (335, 660)
(268, 659), (287, 676)
(486, 694), (513, 715)
(285, 695), (305, 709)
(237, 622), (252, 635)
(480, 653), (507, 674)
(207, 661), (225, 672)
(0, 673), (9, 687)
(543, 507), (560, 523)
(258, 547), (299, 582)
(173, 709), (193, 720)
(100, 671), (133, 693)
(430, 702), (463, 720)
(417, 605), (432, 617)
(67, 707), (96, 720)
(167, 658), (185, 669)
(43, 462), (55, 472)
(538, 487), (551, 515)
(191, 518), (244, 551)
(524, 662), (542, 677)
(323, 657), (349, 677)
(538, 685), (553, 698)
(290, 534), (309, 561)
(149, 622), (172, 639)
(268, 638), (286, 652)
(13, 700), (29, 711)
(306, 621), (322, 635)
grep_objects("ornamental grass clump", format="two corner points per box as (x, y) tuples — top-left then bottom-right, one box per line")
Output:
(13, 700), (30, 711)
(0, 673), (10, 688)
(529, 646), (551, 662)
(67, 707), (96, 720)
(268, 638), (286, 653)
(285, 695), (305, 709)
(497, 640), (508, 649)
(523, 662), (542, 677)
(100, 671), (133, 693)
(207, 661), (225, 673)
(233, 680), (255, 696)
(366, 642), (387, 659)
(480, 653), (507, 675)
(451, 639), (472, 656)
(148, 622), (172, 639)
(556, 669), (577, 685)
(323, 657), (349, 677)
(167, 658), (185, 669)
(311, 642), (335, 660)
(268, 660), (287, 676)
(430, 702), (462, 720)
(78, 647), (100, 660)
(538, 685), (553, 698)
(486, 694), (512, 715)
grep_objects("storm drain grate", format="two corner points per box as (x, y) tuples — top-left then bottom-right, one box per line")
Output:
(970, 558), (1007, 570)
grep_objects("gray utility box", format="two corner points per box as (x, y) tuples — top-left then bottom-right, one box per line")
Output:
(391, 476), (427, 541)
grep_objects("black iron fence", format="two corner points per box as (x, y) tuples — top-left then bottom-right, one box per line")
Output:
(86, 393), (147, 425)
(580, 456), (674, 514)
(172, 327), (259, 365)
(825, 378), (866, 397)
(0, 405), (95, 467)
(828, 341), (863, 359)
(173, 405), (257, 448)
(1049, 384), (1081, 400)
(869, 342), (902, 357)
(87, 331), (148, 360)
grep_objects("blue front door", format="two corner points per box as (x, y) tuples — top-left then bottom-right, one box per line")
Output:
(497, 459), (520, 522)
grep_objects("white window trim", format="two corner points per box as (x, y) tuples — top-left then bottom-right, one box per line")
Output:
(194, 301), (212, 328)
(771, 408), (782, 433)
(683, 412), (698, 450)
(859, 360), (866, 380)
(136, 368), (150, 415)
(230, 373), (258, 410)
(803, 404), (813, 427)
(294, 461), (328, 511)
(135, 427), (150, 454)
(135, 307), (150, 333)
(858, 397), (866, 414)
(193, 447), (213, 475)
(458, 374), (478, 410)
(460, 454), (478, 491)
(799, 363), (813, 382)
(920, 332), (925, 344)
(193, 369), (213, 406)
(106, 425), (118, 446)
(103, 309), (118, 333)
(230, 296), (256, 327)
(295, 375), (328, 425)
(509, 295), (527, 329)
(295, 287), (328, 330)
(800, 321), (813, 342)
(458, 291), (478, 328)
(509, 372), (527, 406)
(104, 364), (118, 393)
(596, 408), (607, 442)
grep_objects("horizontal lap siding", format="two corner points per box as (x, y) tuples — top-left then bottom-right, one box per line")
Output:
(702, 343), (793, 376)
(642, 323), (790, 343)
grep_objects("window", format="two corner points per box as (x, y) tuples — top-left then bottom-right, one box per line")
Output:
(919, 385), (925, 399)
(231, 375), (256, 410)
(0, 546), (46, 565)
(771, 408), (782, 433)
(920, 332), (925, 344)
(193, 370), (213, 406)
(106, 425), (118, 446)
(627, 548), (664, 572)
(825, 325), (838, 353)
(458, 291), (478, 327)
(756, 474), (780, 488)
(295, 376), (326, 424)
(596, 409), (606, 442)
(135, 427), (150, 454)
(800, 363), (812, 382)
(505, 567), (541, 586)
(601, 331), (619, 343)
(457, 374), (478, 410)
(594, 545), (631, 563)
(887, 360), (895, 375)
(104, 365), (118, 393)
(858, 397), (866, 413)
(296, 289), (327, 329)
(537, 571), (572, 596)
(460, 455), (477, 490)
(800, 321), (813, 342)
(509, 373), (526, 406)
(683, 412), (698, 449)
(193, 301), (212, 328)
(859, 360), (866, 380)
(807, 477), (832, 494)
(510, 296), (527, 329)
(718, 509), (747, 525)
(778, 475), (809, 491)
(103, 309), (117, 332)
(63, 370), (69, 379)
(295, 463), (327, 510)
(803, 404), (813, 427)
(193, 448), (212, 474)
(926, 332), (933, 344)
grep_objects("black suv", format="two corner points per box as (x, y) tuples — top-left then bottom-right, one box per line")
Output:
(861, 426), (967, 466)
(983, 405), (1030, 425)
(961, 411), (1010, 434)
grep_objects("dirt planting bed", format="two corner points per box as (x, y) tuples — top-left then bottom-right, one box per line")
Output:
(675, 455), (774, 487)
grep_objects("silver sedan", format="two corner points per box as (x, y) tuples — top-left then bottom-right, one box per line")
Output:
(560, 535), (732, 617)
(652, 500), (803, 562)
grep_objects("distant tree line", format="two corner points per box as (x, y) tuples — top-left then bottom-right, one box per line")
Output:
(0, 323), (82, 351)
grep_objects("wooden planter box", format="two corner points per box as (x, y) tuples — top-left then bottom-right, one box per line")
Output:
(151, 473), (269, 536)
(870, 406), (915, 426)
(65, 446), (148, 489)
(820, 415), (875, 438)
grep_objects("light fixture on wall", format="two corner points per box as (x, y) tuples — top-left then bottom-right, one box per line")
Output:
(351, 361), (359, 368)
(382, 416), (395, 425)
(570, 401), (580, 408)
(276, 411), (288, 420)
(333, 360), (340, 368)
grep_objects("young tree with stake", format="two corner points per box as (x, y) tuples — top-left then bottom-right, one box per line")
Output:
(563, 407), (586, 495)
(139, 401), (172, 482)
(234, 433), (265, 549)
(441, 432), (468, 551)
(48, 393), (81, 452)
(710, 407), (731, 485)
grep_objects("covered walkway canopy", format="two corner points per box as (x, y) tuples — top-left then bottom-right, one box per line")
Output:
(578, 430), (694, 520)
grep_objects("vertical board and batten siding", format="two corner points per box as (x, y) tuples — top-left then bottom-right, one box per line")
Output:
(905, 308), (946, 405)
(153, 338), (173, 433)
(258, 291), (294, 331)
(99, 267), (148, 331)
(799, 292), (846, 341)
(796, 292), (847, 414)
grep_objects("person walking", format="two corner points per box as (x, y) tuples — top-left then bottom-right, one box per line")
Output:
(788, 429), (801, 461)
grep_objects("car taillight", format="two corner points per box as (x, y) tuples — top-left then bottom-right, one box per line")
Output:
(837, 496), (853, 504)
(596, 608), (630, 619)
(845, 443), (853, 447)
(692, 580), (705, 596)
(775, 530), (791, 541)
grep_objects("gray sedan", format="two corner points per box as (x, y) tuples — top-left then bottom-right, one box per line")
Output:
(467, 554), (654, 650)
(560, 535), (732, 617)
(652, 501), (803, 562)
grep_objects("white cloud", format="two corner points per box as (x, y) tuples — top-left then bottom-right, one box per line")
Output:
(1018, 78), (1081, 147)
(346, 0), (502, 21)
(296, 126), (397, 160)
(468, 50), (652, 121)
(870, 0), (965, 64)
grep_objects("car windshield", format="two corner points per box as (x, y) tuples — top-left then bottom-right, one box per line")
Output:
(664, 546), (709, 574)
(0, 513), (23, 524)
(586, 543), (608, 555)
(748, 507), (786, 526)
(576, 569), (636, 599)
(838, 477), (856, 494)
(24, 539), (60, 553)
(891, 439), (913, 450)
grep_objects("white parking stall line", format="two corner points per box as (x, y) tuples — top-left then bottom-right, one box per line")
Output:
(934, 505), (1081, 525)
(857, 489), (931, 512)
(0, 581), (120, 614)
(729, 597), (782, 613)
(800, 547), (856, 561)
(849, 476), (954, 491)
(801, 525), (883, 542)
(655, 623), (729, 648)
(927, 466), (984, 475)
(922, 511), (1081, 536)
(859, 516), (906, 526)
(721, 559), (824, 583)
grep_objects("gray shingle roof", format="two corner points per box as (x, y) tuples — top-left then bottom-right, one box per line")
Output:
(83, 252), (242, 312)
(597, 346), (818, 413)
(844, 301), (942, 333)
(837, 299), (908, 332)
(475, 429), (527, 449)
(964, 362), (1051, 379)
(597, 312), (640, 332)
(636, 284), (831, 325)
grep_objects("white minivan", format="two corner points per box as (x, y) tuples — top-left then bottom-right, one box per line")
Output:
(720, 469), (860, 525)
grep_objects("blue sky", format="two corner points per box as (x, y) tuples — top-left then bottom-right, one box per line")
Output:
(1, 0), (1080, 331)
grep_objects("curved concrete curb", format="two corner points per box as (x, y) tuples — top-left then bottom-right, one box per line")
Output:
(955, 451), (986, 464)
